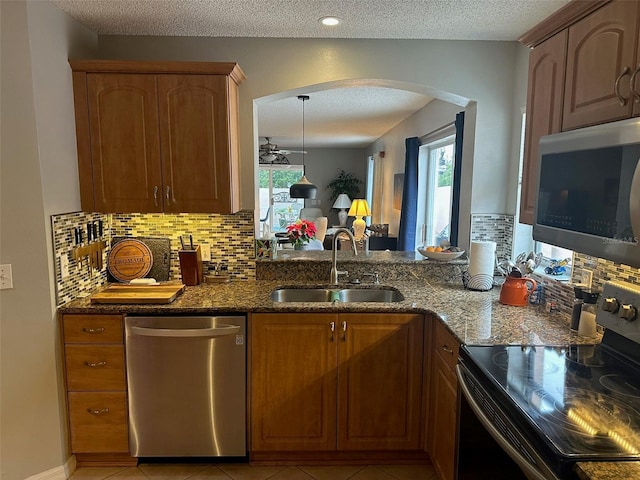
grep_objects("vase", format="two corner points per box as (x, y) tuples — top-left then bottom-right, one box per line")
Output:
(294, 243), (306, 250)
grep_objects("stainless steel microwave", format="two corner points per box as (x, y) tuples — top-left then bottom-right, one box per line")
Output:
(534, 118), (640, 268)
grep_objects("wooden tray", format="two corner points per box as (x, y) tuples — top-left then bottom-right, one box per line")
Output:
(90, 284), (185, 304)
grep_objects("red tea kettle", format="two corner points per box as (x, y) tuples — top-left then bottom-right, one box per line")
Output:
(499, 274), (537, 307)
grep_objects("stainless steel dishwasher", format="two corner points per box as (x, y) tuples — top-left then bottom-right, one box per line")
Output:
(125, 315), (246, 457)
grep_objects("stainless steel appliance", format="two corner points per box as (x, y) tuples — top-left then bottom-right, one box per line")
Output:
(534, 117), (640, 268)
(125, 315), (246, 457)
(457, 280), (640, 479)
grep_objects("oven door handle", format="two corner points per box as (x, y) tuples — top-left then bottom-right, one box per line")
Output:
(456, 364), (560, 480)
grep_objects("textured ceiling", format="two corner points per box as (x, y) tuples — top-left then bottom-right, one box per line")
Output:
(51, 0), (570, 149)
(52, 0), (570, 40)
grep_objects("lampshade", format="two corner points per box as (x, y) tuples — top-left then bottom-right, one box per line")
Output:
(348, 199), (371, 240)
(333, 193), (351, 227)
(332, 193), (352, 209)
(348, 199), (371, 217)
(290, 95), (317, 199)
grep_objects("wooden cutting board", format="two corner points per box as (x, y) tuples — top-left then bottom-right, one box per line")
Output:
(107, 239), (153, 282)
(90, 284), (185, 304)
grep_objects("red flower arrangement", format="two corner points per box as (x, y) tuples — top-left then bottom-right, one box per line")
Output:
(286, 219), (317, 248)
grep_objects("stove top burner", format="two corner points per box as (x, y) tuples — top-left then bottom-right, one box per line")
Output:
(600, 374), (640, 399)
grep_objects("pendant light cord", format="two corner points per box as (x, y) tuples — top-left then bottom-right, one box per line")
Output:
(298, 95), (309, 170)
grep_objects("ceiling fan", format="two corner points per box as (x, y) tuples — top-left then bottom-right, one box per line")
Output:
(259, 137), (306, 164)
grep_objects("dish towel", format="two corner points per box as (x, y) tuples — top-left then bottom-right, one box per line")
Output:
(467, 241), (496, 291)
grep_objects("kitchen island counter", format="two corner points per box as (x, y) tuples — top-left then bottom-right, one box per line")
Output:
(59, 279), (596, 347)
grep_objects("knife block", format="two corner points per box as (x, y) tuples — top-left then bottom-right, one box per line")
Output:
(178, 245), (203, 286)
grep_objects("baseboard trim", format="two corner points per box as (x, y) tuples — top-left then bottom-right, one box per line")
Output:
(25, 456), (76, 480)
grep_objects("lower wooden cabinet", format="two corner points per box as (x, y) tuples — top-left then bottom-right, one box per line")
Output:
(61, 314), (129, 456)
(428, 321), (460, 480)
(250, 312), (424, 456)
(68, 391), (129, 453)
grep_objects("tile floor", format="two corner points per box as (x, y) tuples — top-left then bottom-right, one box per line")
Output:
(70, 463), (438, 480)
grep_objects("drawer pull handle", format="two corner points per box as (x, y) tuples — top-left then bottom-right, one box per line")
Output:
(82, 327), (105, 334)
(442, 344), (454, 355)
(84, 361), (107, 368)
(330, 321), (335, 342)
(342, 321), (347, 341)
(87, 408), (109, 416)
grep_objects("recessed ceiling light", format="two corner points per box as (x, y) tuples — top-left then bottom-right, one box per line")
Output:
(320, 16), (341, 26)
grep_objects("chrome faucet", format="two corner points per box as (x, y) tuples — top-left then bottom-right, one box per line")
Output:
(330, 228), (358, 285)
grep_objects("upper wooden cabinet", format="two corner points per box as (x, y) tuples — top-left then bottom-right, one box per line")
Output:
(250, 312), (424, 457)
(520, 30), (568, 225)
(70, 60), (245, 214)
(563, 0), (640, 130)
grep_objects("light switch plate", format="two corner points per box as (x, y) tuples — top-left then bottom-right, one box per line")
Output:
(581, 269), (593, 289)
(0, 264), (13, 290)
(60, 254), (70, 278)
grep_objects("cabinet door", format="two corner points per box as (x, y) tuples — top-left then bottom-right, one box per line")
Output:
(429, 353), (458, 480)
(251, 313), (339, 452)
(520, 30), (567, 225)
(86, 74), (163, 213)
(563, 1), (639, 130)
(158, 75), (236, 213)
(337, 314), (423, 451)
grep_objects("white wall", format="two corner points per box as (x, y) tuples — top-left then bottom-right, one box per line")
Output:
(98, 36), (521, 243)
(365, 99), (463, 238)
(0, 2), (96, 479)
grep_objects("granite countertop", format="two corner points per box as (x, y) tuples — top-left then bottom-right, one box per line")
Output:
(59, 279), (597, 347)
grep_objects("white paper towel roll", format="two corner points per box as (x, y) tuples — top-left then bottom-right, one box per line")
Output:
(468, 241), (496, 291)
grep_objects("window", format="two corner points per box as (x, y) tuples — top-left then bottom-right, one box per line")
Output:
(258, 165), (304, 233)
(417, 135), (455, 248)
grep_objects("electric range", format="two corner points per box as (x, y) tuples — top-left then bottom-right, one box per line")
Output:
(457, 280), (640, 480)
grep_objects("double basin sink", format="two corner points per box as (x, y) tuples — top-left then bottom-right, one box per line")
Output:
(270, 285), (404, 303)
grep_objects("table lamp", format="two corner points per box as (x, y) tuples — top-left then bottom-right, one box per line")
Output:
(348, 199), (371, 240)
(332, 194), (352, 227)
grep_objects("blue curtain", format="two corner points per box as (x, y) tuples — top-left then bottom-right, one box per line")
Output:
(449, 112), (465, 246)
(397, 137), (419, 251)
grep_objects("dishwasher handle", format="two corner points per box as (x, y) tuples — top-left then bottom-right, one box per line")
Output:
(129, 324), (240, 338)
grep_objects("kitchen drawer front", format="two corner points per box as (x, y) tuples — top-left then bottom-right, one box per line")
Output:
(68, 391), (129, 453)
(63, 314), (123, 344)
(434, 320), (459, 372)
(65, 345), (125, 391)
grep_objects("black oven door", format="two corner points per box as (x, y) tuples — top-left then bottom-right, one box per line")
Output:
(456, 361), (562, 480)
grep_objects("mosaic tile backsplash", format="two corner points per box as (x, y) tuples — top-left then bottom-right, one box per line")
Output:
(470, 213), (514, 269)
(52, 211), (256, 306)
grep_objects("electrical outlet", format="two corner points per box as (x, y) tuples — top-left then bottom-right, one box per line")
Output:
(200, 243), (211, 261)
(0, 264), (13, 290)
(581, 269), (593, 289)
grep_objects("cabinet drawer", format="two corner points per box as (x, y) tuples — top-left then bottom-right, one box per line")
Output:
(65, 345), (125, 391)
(63, 315), (123, 344)
(434, 321), (459, 372)
(68, 391), (129, 453)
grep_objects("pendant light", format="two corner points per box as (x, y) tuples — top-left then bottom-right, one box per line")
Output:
(289, 95), (318, 199)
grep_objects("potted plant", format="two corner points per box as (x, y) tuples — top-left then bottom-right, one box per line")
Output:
(286, 219), (317, 249)
(326, 169), (363, 203)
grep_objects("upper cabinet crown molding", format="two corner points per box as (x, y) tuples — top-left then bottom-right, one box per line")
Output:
(70, 60), (245, 214)
(519, 0), (611, 48)
(68, 59), (246, 84)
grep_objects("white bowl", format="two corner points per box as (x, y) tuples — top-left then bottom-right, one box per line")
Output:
(417, 248), (465, 261)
